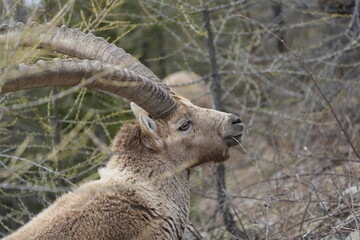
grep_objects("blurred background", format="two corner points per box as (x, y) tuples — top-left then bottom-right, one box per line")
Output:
(0, 0), (359, 239)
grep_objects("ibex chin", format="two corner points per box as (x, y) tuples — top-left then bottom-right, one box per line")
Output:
(0, 22), (245, 240)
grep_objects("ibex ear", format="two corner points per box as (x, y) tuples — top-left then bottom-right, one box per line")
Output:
(139, 114), (157, 136)
(131, 102), (157, 136)
(131, 102), (163, 149)
(130, 102), (146, 119)
(138, 113), (163, 150)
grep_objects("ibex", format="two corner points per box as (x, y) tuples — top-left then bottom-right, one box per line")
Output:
(0, 22), (244, 240)
(163, 71), (211, 108)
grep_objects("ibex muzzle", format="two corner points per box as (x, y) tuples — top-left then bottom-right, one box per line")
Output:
(222, 114), (245, 147)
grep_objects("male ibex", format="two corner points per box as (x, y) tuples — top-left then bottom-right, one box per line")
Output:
(0, 22), (244, 240)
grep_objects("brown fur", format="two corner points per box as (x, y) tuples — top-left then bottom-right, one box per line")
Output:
(4, 97), (243, 240)
(163, 71), (211, 108)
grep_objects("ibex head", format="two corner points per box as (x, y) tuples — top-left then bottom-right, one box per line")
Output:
(127, 95), (244, 167)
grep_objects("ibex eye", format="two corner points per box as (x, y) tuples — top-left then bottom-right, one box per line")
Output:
(179, 121), (191, 131)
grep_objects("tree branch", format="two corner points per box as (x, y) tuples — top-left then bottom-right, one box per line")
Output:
(203, 7), (247, 239)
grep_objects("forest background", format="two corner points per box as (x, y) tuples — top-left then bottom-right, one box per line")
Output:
(0, 0), (360, 239)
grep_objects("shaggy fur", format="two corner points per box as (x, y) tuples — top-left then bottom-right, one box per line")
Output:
(4, 97), (243, 240)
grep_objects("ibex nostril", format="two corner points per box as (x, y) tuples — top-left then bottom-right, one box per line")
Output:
(232, 117), (242, 125)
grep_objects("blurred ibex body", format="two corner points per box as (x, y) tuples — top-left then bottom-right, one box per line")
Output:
(0, 23), (244, 240)
(163, 71), (211, 108)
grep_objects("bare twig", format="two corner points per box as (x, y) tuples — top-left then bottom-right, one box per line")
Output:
(299, 192), (312, 239)
(53, 87), (62, 185)
(186, 222), (204, 240)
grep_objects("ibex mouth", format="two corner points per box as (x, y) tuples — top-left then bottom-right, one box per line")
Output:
(223, 134), (242, 147)
(223, 134), (247, 154)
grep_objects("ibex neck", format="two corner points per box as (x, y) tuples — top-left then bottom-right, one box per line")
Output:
(103, 153), (191, 238)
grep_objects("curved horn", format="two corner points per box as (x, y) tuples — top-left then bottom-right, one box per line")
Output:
(0, 22), (170, 93)
(0, 59), (178, 119)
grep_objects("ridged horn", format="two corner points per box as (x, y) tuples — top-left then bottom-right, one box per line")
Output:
(0, 59), (178, 119)
(0, 22), (170, 93)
